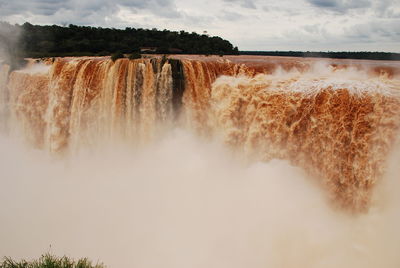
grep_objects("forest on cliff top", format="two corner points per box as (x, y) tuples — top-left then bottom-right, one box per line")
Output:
(0, 21), (238, 61)
(1, 21), (400, 68)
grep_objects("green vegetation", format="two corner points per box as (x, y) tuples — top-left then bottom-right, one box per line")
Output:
(240, 51), (400, 61)
(0, 21), (238, 59)
(128, 52), (141, 60)
(110, 51), (124, 62)
(2, 21), (399, 64)
(0, 254), (105, 268)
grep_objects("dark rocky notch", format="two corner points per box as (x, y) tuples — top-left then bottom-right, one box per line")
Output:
(169, 59), (185, 119)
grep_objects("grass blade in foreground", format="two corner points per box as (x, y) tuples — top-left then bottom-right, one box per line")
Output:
(0, 254), (105, 268)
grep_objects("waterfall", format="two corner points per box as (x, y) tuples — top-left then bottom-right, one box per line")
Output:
(3, 56), (400, 212)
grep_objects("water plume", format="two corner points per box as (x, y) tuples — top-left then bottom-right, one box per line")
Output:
(0, 130), (400, 268)
(1, 55), (400, 267)
(0, 63), (10, 131)
(0, 22), (23, 70)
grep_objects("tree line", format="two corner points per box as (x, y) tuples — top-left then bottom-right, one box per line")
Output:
(240, 51), (400, 61)
(1, 21), (399, 70)
(0, 21), (238, 59)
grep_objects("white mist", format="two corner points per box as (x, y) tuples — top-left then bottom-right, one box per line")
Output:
(0, 129), (399, 268)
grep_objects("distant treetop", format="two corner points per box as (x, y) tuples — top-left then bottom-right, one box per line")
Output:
(1, 21), (398, 62)
(2, 22), (239, 58)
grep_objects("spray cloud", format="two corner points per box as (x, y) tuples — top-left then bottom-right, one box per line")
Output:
(1, 56), (400, 267)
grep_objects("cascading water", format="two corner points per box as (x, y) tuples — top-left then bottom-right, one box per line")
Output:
(210, 70), (400, 211)
(1, 55), (400, 268)
(7, 58), (177, 152)
(6, 56), (399, 211)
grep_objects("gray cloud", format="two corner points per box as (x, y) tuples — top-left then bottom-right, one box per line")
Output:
(0, 0), (67, 16)
(345, 19), (400, 42)
(0, 0), (399, 52)
(223, 0), (257, 9)
(0, 0), (181, 25)
(307, 0), (372, 13)
(221, 10), (245, 21)
(374, 0), (400, 18)
(276, 17), (400, 52)
(308, 0), (338, 8)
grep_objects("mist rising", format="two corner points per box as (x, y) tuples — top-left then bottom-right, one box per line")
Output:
(1, 56), (400, 267)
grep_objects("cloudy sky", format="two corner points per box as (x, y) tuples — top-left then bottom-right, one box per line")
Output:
(0, 0), (399, 52)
